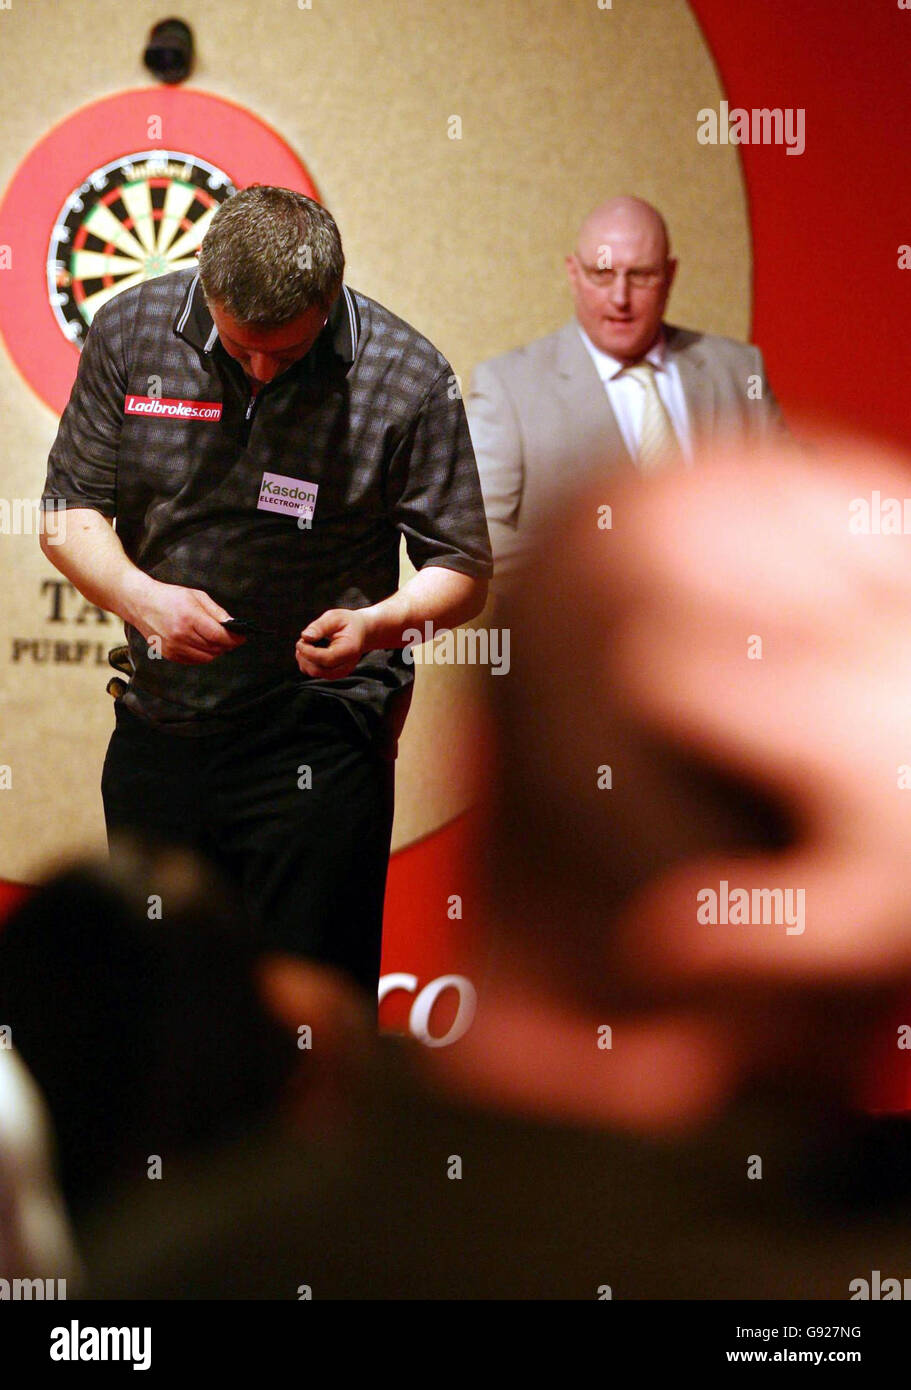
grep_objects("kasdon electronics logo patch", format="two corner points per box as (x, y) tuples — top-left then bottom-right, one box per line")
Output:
(258, 470), (318, 523)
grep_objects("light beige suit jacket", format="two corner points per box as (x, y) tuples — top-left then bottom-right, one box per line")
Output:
(466, 320), (786, 578)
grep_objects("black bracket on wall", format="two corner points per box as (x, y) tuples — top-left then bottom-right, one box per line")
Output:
(143, 18), (195, 85)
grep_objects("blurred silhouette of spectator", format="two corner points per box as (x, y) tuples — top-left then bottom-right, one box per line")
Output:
(0, 834), (372, 1239)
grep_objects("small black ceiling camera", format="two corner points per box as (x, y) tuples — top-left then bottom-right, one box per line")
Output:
(144, 18), (194, 85)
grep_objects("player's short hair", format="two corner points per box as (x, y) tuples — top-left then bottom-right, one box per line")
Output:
(198, 184), (344, 325)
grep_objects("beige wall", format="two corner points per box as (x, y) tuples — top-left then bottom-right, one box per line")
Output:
(0, 0), (748, 880)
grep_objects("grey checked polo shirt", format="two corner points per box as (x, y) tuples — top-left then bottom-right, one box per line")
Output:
(42, 267), (493, 753)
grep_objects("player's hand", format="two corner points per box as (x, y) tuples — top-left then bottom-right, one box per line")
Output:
(295, 609), (369, 679)
(132, 581), (246, 664)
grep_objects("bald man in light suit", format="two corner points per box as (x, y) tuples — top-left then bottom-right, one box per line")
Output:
(467, 197), (787, 579)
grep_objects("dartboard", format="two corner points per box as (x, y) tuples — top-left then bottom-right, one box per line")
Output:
(47, 152), (236, 347)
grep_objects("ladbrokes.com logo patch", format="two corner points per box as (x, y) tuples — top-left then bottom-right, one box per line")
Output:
(124, 395), (222, 421)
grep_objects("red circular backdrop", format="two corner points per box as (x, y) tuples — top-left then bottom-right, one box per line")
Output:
(0, 87), (319, 415)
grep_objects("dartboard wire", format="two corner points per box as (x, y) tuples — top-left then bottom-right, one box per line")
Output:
(118, 181), (158, 255)
(165, 207), (220, 263)
(71, 250), (146, 279)
(158, 181), (201, 255)
(79, 272), (157, 321)
(45, 149), (236, 348)
(83, 203), (148, 262)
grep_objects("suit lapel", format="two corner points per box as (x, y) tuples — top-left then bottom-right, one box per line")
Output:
(665, 325), (717, 448)
(553, 322), (635, 473)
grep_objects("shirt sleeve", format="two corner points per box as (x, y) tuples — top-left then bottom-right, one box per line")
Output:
(41, 295), (129, 516)
(386, 367), (494, 579)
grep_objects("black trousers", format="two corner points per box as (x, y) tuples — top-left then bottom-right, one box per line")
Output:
(101, 687), (396, 997)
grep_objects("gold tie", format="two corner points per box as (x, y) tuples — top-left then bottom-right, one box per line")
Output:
(622, 360), (680, 470)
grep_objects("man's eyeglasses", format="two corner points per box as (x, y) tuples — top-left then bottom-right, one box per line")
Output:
(575, 262), (666, 290)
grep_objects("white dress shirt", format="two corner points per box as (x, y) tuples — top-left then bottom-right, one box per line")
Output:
(577, 324), (693, 465)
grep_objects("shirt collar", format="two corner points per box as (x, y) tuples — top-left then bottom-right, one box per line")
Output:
(577, 322), (667, 382)
(173, 270), (360, 370)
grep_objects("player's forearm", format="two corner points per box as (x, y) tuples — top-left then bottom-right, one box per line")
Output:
(361, 566), (488, 649)
(39, 508), (155, 629)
